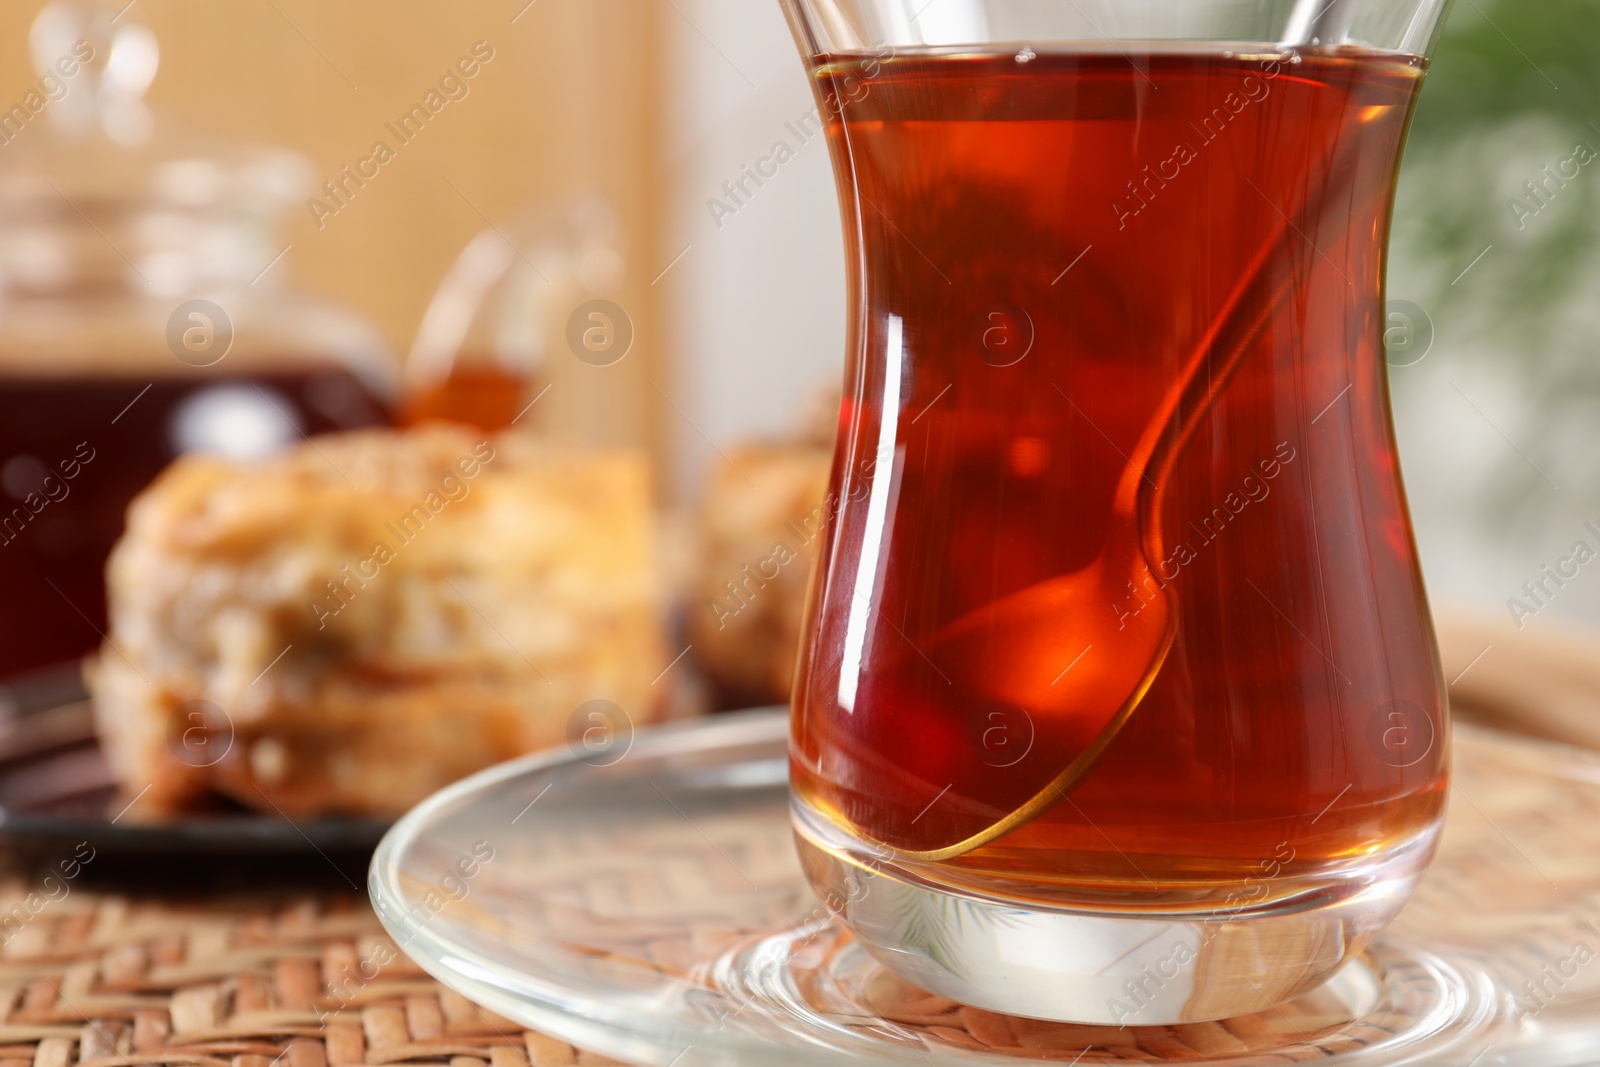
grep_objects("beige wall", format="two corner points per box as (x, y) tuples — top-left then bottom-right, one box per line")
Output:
(0, 0), (667, 457)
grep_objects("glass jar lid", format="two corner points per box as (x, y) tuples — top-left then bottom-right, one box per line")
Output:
(0, 1), (311, 301)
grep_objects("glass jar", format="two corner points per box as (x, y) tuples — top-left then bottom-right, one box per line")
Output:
(0, 2), (396, 682)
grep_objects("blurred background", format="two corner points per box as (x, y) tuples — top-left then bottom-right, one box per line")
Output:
(1387, 0), (1600, 624)
(0, 0), (1586, 579)
(0, 0), (1570, 613)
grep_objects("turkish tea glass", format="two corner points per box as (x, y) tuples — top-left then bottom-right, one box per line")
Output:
(782, 0), (1455, 1025)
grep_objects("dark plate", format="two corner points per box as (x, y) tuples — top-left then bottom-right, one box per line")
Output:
(0, 665), (387, 886)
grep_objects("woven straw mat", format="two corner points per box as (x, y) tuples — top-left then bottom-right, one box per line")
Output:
(0, 888), (620, 1067)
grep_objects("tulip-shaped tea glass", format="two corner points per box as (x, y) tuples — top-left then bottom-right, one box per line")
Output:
(783, 0), (1455, 1025)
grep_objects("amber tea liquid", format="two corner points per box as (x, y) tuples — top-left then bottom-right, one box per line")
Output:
(400, 364), (534, 433)
(791, 47), (1448, 906)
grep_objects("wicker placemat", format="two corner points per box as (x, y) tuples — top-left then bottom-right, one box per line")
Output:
(0, 888), (619, 1067)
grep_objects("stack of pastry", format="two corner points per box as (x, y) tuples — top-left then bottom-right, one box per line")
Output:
(91, 426), (664, 817)
(688, 399), (835, 708)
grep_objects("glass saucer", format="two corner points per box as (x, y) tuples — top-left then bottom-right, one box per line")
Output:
(368, 710), (1600, 1066)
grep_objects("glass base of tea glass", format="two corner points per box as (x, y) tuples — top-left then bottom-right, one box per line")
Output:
(791, 800), (1440, 1025)
(369, 710), (1600, 1066)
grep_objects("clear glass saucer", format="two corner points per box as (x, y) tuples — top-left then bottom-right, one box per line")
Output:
(368, 710), (1600, 1066)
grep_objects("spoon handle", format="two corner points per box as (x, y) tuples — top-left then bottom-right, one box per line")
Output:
(1282, 0), (1361, 48)
(1110, 80), (1369, 552)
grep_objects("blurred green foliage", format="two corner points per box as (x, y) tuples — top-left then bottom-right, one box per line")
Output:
(1410, 0), (1597, 140)
(1395, 0), (1600, 327)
